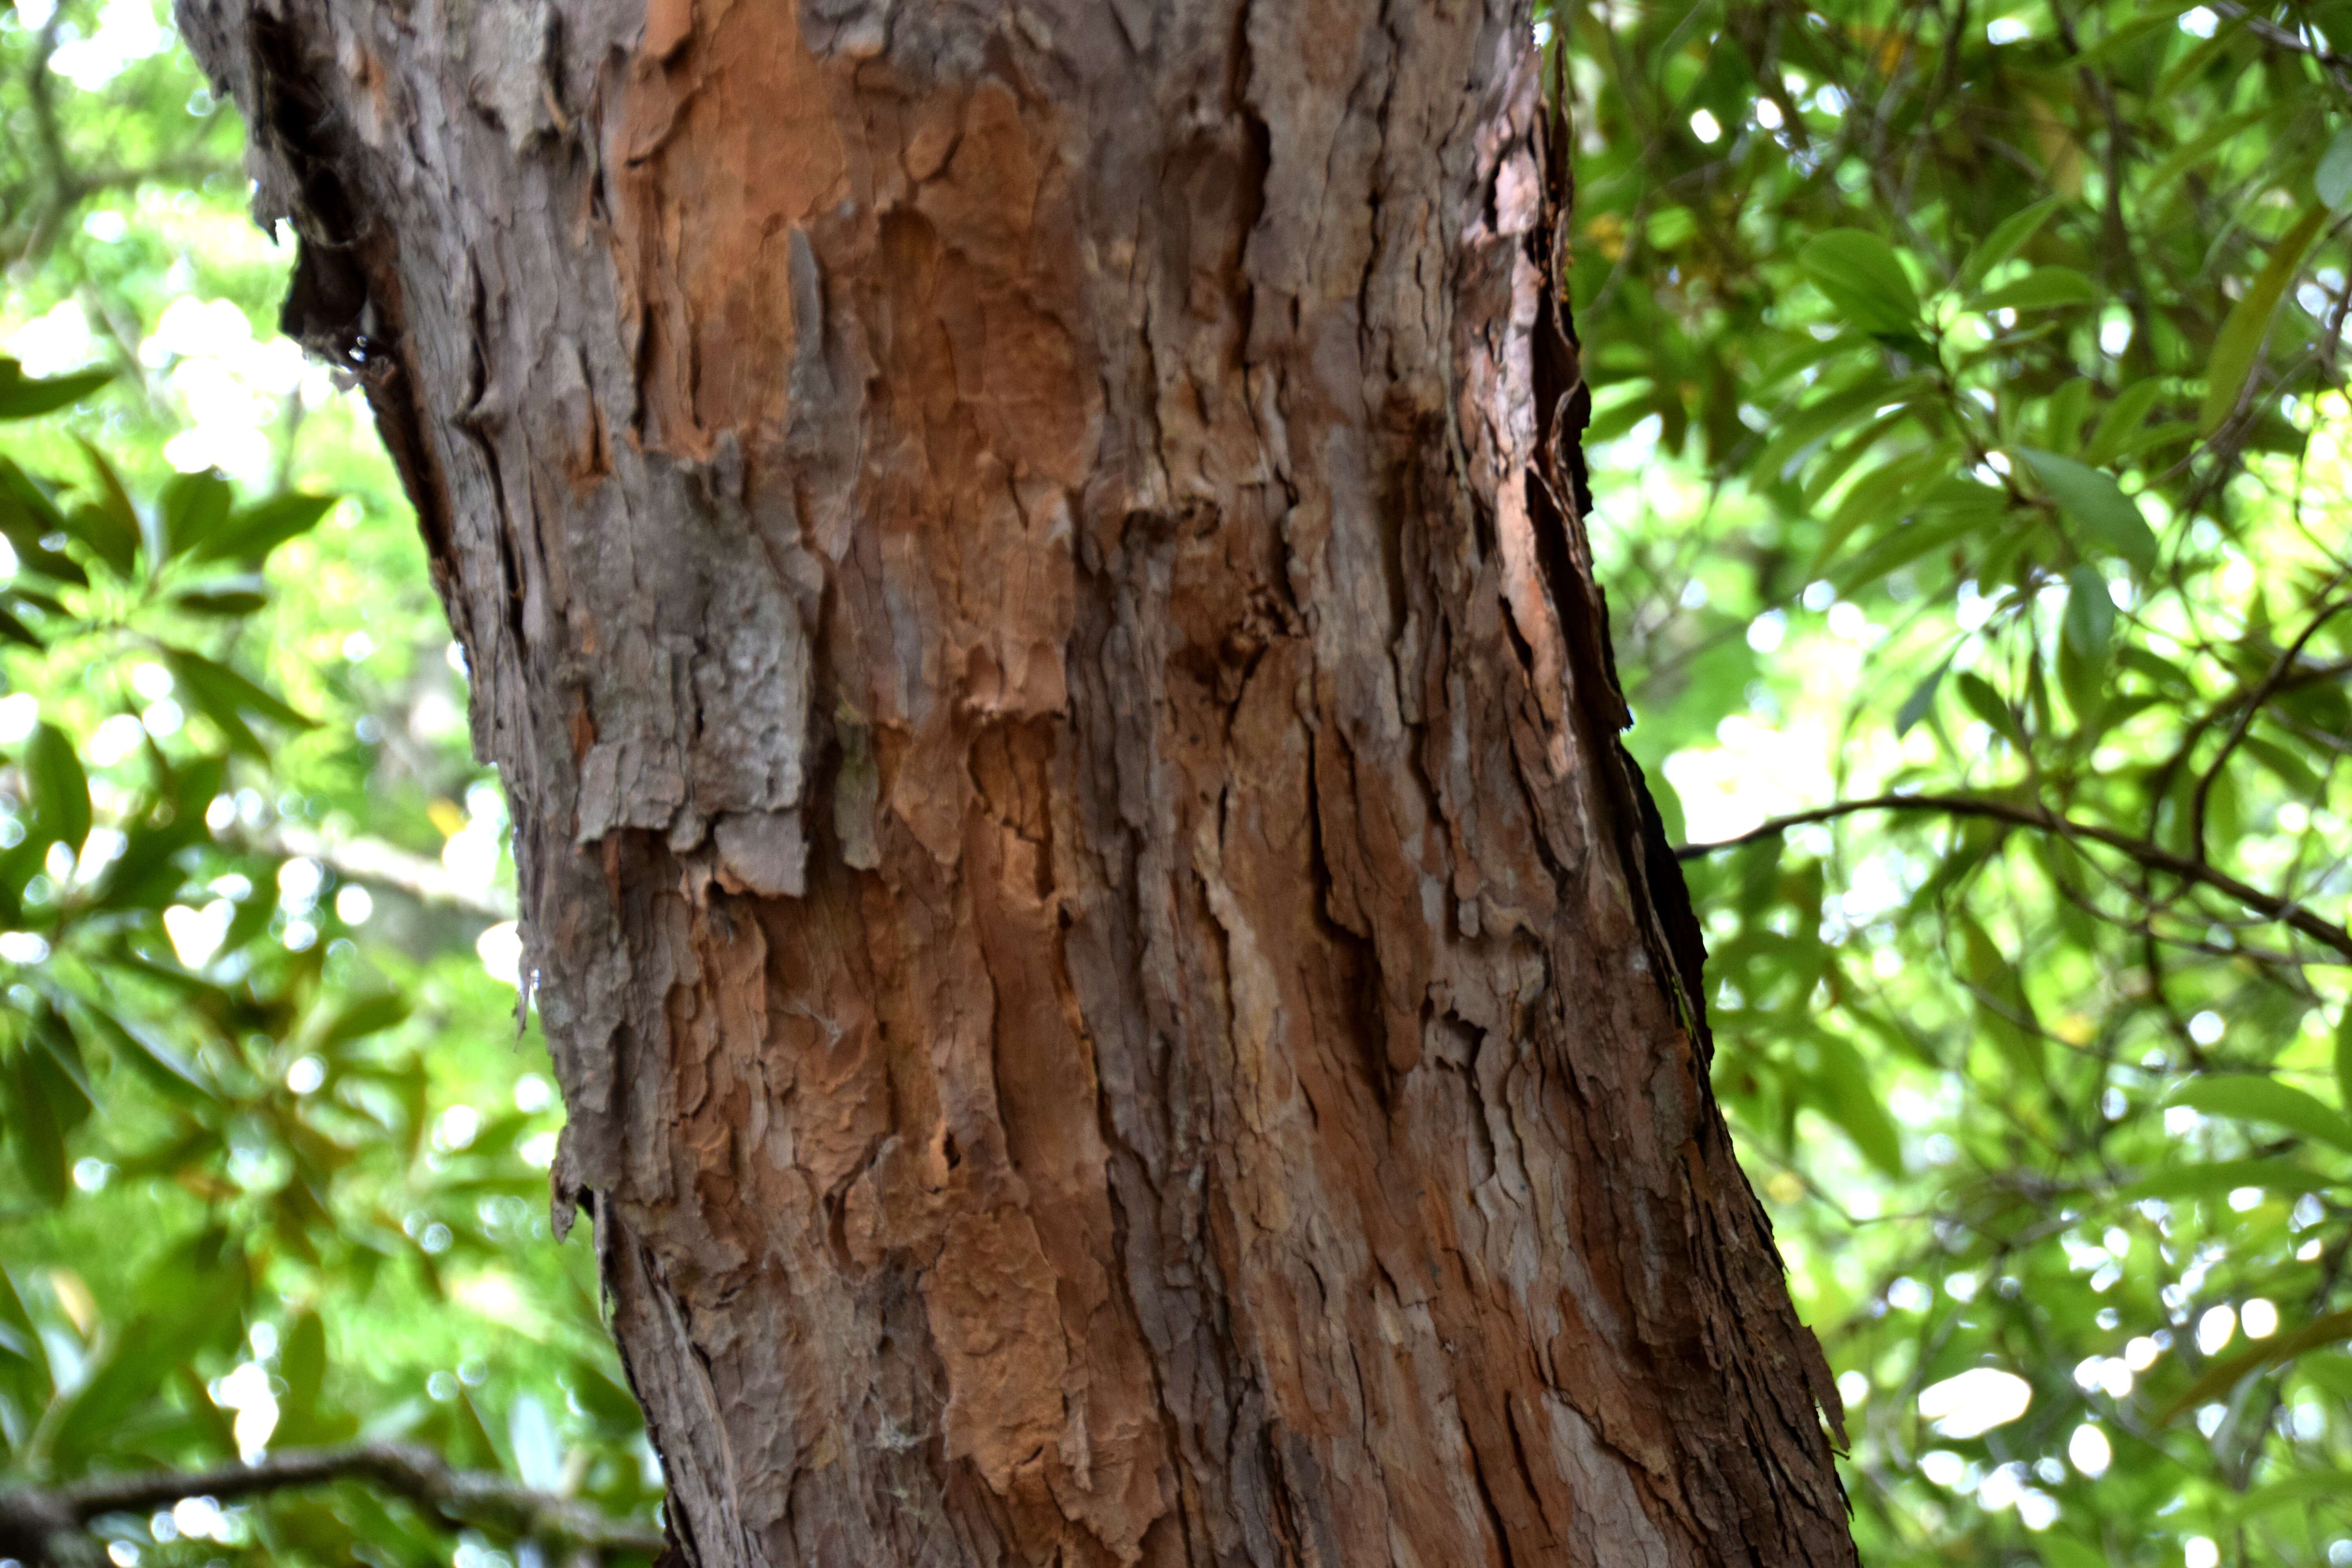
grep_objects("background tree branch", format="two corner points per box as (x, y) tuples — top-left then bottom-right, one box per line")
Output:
(0, 1444), (665, 1566)
(1675, 792), (2352, 962)
(230, 818), (519, 919)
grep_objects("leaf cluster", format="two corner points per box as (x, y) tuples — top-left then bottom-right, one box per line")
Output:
(1564, 0), (2352, 1560)
(0, 359), (655, 1563)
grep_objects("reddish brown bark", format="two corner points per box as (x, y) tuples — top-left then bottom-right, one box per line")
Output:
(177, 0), (1858, 1562)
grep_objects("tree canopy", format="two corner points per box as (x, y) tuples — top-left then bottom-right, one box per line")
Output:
(1566, 1), (2352, 1562)
(0, 0), (2348, 1565)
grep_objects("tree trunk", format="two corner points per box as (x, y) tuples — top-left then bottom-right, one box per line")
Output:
(177, 1), (1856, 1562)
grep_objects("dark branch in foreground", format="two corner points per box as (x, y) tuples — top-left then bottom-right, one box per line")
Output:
(1674, 792), (2352, 964)
(0, 1444), (664, 1566)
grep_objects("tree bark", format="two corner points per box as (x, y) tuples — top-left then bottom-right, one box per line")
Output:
(176, 1), (1857, 1563)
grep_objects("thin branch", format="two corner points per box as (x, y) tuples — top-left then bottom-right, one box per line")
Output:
(1674, 792), (2352, 962)
(0, 1443), (663, 1566)
(6, 15), (236, 272)
(2211, 0), (2352, 98)
(16, 8), (74, 267)
(2188, 590), (2352, 862)
(226, 821), (518, 920)
(71, 155), (243, 200)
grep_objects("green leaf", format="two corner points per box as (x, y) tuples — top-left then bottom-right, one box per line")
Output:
(448, 1388), (501, 1468)
(0, 362), (113, 421)
(1754, 330), (1867, 390)
(0, 456), (67, 534)
(1958, 914), (2043, 1083)
(0, 1265), (51, 1409)
(1799, 230), (1921, 336)
(2114, 1157), (2338, 1203)
(1755, 372), (1912, 482)
(102, 809), (211, 910)
(74, 1004), (214, 1104)
(2169, 1074), (2352, 1155)
(10, 588), (66, 620)
(0, 465), (87, 588)
(6, 1039), (71, 1204)
(2336, 1008), (2352, 1120)
(0, 846), (29, 927)
(1957, 195), (2063, 292)
(172, 584), (270, 618)
(26, 721), (91, 853)
(2200, 201), (2330, 434)
(2085, 380), (2167, 465)
(1895, 657), (1950, 737)
(27, 1003), (94, 1117)
(2234, 1471), (2352, 1518)
(178, 692), (266, 759)
(271, 1499), (359, 1560)
(219, 886), (276, 960)
(191, 493), (337, 564)
(2161, 1308), (2352, 1425)
(68, 438), (143, 578)
(1955, 672), (2029, 750)
(1973, 267), (2097, 312)
(2142, 108), (2269, 202)
(47, 1249), (248, 1472)
(2062, 565), (2114, 661)
(161, 648), (315, 756)
(310, 990), (413, 1049)
(2015, 447), (2159, 574)
(1829, 506), (1987, 595)
(170, 1365), (240, 1461)
(2320, 126), (2352, 210)
(158, 470), (233, 561)
(2243, 733), (2324, 797)
(0, 602), (43, 649)
(1584, 383), (1659, 444)
(1957, 912), (2051, 1086)
(1809, 441), (1957, 572)
(2156, 11), (2252, 95)
(2075, 8), (2190, 65)
(564, 1361), (645, 1432)
(271, 1309), (331, 1442)
(2042, 378), (2096, 456)
(2032, 1538), (2111, 1568)
(1799, 408), (1916, 514)
(1810, 1031), (1905, 1177)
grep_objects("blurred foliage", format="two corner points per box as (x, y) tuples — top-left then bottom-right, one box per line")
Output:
(1560, 0), (2352, 1562)
(0, 0), (658, 1564)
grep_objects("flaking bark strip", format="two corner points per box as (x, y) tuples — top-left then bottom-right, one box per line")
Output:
(1524, 78), (1715, 1057)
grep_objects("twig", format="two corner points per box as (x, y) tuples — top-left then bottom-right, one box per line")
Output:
(0, 1443), (663, 1566)
(16, 9), (74, 267)
(6, 15), (235, 270)
(224, 821), (517, 920)
(2211, 1), (2352, 98)
(2187, 590), (2352, 863)
(1675, 791), (2352, 962)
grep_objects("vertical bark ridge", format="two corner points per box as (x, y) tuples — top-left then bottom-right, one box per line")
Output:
(175, 0), (1860, 1562)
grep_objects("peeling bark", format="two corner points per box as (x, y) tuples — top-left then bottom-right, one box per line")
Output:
(176, 1), (1859, 1563)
